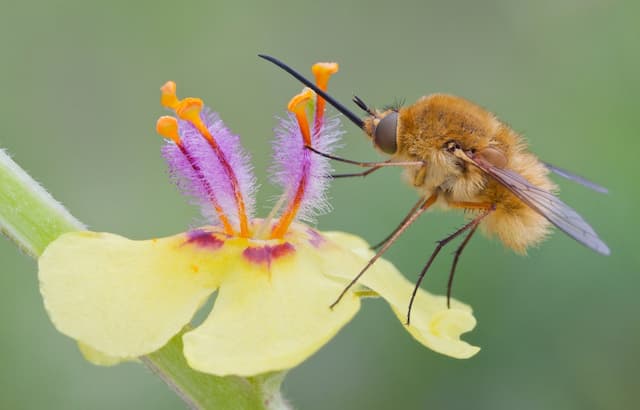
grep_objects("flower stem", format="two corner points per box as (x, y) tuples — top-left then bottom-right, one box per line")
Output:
(144, 330), (269, 409)
(0, 149), (86, 256)
(250, 371), (291, 410)
(0, 148), (289, 410)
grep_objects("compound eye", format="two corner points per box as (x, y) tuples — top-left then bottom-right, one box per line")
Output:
(373, 112), (398, 154)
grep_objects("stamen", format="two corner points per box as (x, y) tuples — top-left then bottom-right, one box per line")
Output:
(156, 116), (235, 236)
(255, 192), (288, 240)
(311, 62), (339, 136)
(270, 90), (315, 239)
(287, 88), (314, 146)
(175, 98), (205, 124)
(174, 97), (251, 238)
(156, 116), (181, 144)
(160, 81), (179, 110)
(271, 176), (307, 239)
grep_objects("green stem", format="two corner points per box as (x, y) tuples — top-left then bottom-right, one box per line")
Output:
(0, 149), (290, 410)
(0, 149), (85, 256)
(143, 331), (278, 410)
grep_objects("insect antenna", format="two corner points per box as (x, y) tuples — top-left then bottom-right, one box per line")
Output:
(259, 54), (365, 129)
(352, 95), (375, 116)
(385, 97), (406, 112)
(406, 207), (493, 324)
(329, 194), (438, 310)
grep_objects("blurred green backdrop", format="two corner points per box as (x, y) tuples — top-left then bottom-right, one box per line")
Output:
(1, 0), (638, 409)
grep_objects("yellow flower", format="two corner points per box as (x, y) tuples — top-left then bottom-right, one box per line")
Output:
(38, 62), (479, 377)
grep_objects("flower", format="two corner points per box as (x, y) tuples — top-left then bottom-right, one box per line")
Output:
(38, 62), (479, 377)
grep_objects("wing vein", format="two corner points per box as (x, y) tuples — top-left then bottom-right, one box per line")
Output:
(470, 156), (609, 255)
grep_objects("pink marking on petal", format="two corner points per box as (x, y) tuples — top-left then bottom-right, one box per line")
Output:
(242, 242), (295, 269)
(184, 230), (224, 249)
(306, 228), (326, 248)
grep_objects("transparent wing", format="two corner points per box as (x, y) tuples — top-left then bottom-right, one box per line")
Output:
(543, 161), (608, 194)
(472, 157), (610, 255)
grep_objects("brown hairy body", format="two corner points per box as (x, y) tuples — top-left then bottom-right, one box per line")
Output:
(386, 94), (556, 253)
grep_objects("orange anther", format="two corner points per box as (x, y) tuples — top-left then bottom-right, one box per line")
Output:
(160, 81), (179, 109)
(311, 62), (339, 91)
(311, 62), (339, 135)
(287, 88), (314, 112)
(156, 116), (181, 144)
(288, 88), (314, 146)
(176, 98), (204, 124)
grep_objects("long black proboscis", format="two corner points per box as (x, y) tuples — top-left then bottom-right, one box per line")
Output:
(258, 54), (365, 129)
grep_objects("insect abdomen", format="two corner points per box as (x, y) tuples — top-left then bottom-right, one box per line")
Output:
(480, 148), (557, 254)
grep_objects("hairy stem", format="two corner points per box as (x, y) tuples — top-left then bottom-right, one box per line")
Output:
(0, 149), (85, 256)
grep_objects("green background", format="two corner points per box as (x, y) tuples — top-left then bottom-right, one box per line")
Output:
(1, 0), (638, 408)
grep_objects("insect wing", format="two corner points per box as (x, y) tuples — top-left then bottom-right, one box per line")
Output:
(543, 162), (608, 194)
(472, 157), (610, 255)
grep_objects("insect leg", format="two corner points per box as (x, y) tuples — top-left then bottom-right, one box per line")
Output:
(445, 204), (495, 308)
(305, 145), (424, 168)
(406, 206), (494, 325)
(329, 193), (438, 310)
(330, 165), (383, 179)
(370, 196), (426, 250)
(446, 225), (478, 309)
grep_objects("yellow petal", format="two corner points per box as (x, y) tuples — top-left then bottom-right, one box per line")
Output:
(39, 231), (223, 359)
(321, 231), (480, 359)
(77, 342), (124, 366)
(183, 243), (361, 376)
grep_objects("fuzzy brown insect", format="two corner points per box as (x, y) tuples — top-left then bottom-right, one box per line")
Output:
(260, 55), (609, 324)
